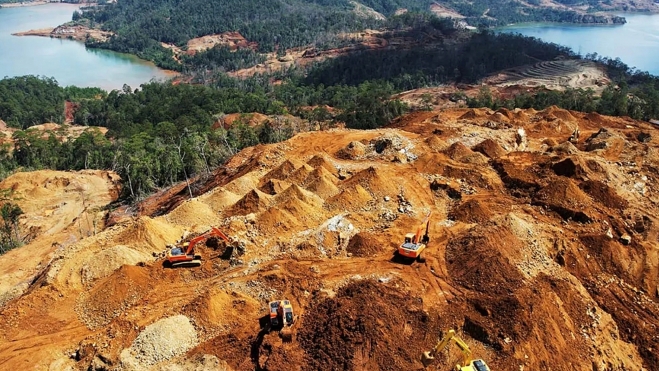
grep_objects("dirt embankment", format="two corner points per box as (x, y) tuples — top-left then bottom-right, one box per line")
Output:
(483, 59), (611, 92)
(227, 28), (434, 78)
(394, 60), (611, 112)
(13, 24), (113, 42)
(1, 106), (659, 371)
(0, 122), (108, 152)
(161, 32), (259, 60)
(0, 169), (120, 307)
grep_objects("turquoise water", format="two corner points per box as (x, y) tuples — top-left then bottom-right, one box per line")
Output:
(500, 13), (659, 75)
(0, 3), (173, 90)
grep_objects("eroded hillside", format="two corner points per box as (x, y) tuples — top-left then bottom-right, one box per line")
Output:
(0, 107), (658, 371)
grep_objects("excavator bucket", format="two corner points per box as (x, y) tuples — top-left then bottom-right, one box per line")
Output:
(421, 351), (435, 367)
(280, 327), (293, 342)
(171, 259), (201, 268)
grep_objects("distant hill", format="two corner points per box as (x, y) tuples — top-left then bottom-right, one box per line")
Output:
(77, 0), (628, 71)
(78, 0), (430, 70)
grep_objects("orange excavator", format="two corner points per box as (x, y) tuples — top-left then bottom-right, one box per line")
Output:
(165, 227), (232, 268)
(397, 211), (431, 262)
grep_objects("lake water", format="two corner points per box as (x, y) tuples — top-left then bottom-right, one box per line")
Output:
(500, 13), (659, 76)
(0, 3), (173, 90)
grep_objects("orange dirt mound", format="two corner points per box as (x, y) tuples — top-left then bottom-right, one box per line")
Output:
(550, 157), (588, 179)
(303, 165), (338, 186)
(533, 178), (592, 222)
(286, 164), (314, 184)
(550, 141), (579, 154)
(183, 288), (260, 334)
(114, 217), (183, 252)
(543, 138), (559, 147)
(256, 185), (326, 232)
(326, 184), (373, 211)
(487, 112), (510, 123)
(585, 112), (608, 125)
(425, 136), (448, 151)
(513, 110), (531, 122)
(259, 179), (292, 195)
(165, 199), (218, 227)
(340, 166), (398, 197)
(256, 207), (303, 234)
(444, 142), (488, 164)
(472, 139), (506, 159)
(446, 221), (525, 295)
(459, 109), (487, 120)
(580, 180), (628, 209)
(492, 152), (549, 194)
(199, 188), (241, 212)
(336, 141), (367, 160)
(540, 106), (577, 122)
(530, 119), (571, 136)
(223, 171), (260, 196)
(449, 199), (493, 223)
(298, 280), (439, 371)
(76, 265), (152, 329)
(225, 189), (272, 216)
(417, 153), (501, 190)
(303, 171), (340, 199)
(443, 141), (474, 160)
(259, 160), (299, 186)
(306, 154), (338, 176)
(495, 107), (514, 119)
(273, 184), (324, 208)
(346, 232), (382, 257)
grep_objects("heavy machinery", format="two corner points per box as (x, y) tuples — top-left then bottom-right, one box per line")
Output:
(422, 329), (491, 371)
(397, 211), (431, 262)
(165, 227), (232, 268)
(268, 299), (295, 341)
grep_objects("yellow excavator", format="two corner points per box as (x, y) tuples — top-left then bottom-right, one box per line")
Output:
(422, 329), (491, 371)
(268, 300), (295, 341)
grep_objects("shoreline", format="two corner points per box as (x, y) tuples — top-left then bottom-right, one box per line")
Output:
(0, 1), (49, 8)
(11, 27), (181, 80)
(0, 1), (93, 8)
(11, 27), (54, 36)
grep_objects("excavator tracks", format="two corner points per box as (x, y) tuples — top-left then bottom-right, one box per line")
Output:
(171, 259), (202, 268)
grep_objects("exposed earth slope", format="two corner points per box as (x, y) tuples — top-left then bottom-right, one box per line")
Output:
(1, 107), (658, 371)
(0, 170), (120, 306)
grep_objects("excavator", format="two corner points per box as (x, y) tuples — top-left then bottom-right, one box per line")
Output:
(268, 299), (295, 341)
(165, 227), (232, 268)
(397, 211), (431, 262)
(422, 329), (491, 371)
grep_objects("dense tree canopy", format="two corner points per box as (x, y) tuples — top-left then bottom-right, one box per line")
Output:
(76, 0), (624, 70)
(0, 76), (104, 129)
(2, 27), (658, 204)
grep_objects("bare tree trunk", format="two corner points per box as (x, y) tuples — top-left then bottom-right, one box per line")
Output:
(197, 136), (211, 174)
(124, 163), (135, 200)
(176, 138), (193, 199)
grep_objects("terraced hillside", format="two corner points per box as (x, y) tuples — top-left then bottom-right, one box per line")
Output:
(485, 59), (610, 91)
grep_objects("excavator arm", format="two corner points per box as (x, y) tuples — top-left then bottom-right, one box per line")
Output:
(451, 335), (473, 367)
(423, 329), (459, 366)
(184, 227), (231, 255)
(422, 329), (482, 370)
(414, 211), (432, 244)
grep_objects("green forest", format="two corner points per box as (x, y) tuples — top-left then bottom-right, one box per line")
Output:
(2, 26), (659, 207)
(75, 0), (626, 71)
(79, 0), (394, 70)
